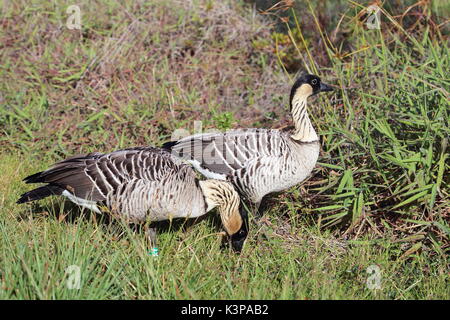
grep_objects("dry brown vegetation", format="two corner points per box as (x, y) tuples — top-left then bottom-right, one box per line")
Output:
(1, 1), (290, 153)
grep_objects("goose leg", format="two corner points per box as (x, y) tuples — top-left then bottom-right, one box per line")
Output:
(145, 225), (158, 255)
(255, 196), (269, 218)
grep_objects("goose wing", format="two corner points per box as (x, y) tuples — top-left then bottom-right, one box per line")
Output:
(163, 129), (286, 179)
(23, 147), (186, 201)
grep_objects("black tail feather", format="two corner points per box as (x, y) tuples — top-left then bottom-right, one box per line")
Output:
(161, 140), (177, 151)
(23, 171), (45, 184)
(17, 185), (64, 204)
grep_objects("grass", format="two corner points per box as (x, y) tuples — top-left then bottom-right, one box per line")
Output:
(0, 0), (449, 299)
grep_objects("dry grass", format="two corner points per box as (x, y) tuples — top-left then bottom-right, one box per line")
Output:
(1, 0), (289, 155)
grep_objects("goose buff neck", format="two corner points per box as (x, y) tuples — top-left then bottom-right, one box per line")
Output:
(198, 180), (248, 252)
(290, 83), (319, 142)
(288, 74), (333, 142)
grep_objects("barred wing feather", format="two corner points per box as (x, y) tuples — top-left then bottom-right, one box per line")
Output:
(166, 129), (287, 179)
(22, 147), (189, 202)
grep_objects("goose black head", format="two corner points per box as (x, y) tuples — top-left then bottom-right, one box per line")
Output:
(230, 204), (249, 252)
(289, 74), (333, 110)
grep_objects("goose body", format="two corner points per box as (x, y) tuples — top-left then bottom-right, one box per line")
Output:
(166, 129), (319, 204)
(164, 74), (332, 209)
(18, 147), (248, 250)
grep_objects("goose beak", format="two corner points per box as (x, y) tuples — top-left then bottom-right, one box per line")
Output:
(231, 235), (246, 252)
(319, 82), (333, 92)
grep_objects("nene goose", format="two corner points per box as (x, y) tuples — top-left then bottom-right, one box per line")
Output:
(17, 147), (248, 251)
(164, 74), (333, 215)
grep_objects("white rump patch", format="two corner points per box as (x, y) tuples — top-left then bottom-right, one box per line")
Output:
(62, 190), (101, 213)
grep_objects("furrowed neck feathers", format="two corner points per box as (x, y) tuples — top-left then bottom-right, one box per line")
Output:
(290, 84), (319, 143)
(198, 180), (242, 236)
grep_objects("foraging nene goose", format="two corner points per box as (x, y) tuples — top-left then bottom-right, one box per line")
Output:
(164, 74), (333, 215)
(17, 147), (248, 251)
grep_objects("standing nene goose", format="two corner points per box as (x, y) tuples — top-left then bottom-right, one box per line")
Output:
(17, 147), (248, 251)
(164, 74), (333, 215)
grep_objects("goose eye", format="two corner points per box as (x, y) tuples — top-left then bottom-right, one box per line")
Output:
(311, 79), (317, 85)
